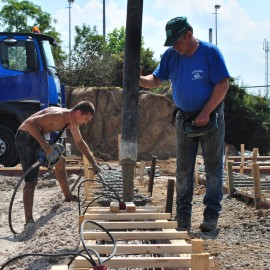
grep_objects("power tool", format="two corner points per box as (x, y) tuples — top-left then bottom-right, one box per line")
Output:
(182, 112), (219, 138)
(38, 143), (65, 169)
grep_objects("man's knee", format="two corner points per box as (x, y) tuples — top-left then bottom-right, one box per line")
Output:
(24, 180), (38, 190)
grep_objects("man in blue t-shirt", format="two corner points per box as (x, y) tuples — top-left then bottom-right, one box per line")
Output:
(139, 16), (230, 232)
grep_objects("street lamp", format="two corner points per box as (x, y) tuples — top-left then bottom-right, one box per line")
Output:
(68, 0), (74, 70)
(214, 4), (221, 46)
(103, 0), (106, 40)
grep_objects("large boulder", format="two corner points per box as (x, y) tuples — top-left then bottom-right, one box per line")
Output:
(66, 87), (176, 160)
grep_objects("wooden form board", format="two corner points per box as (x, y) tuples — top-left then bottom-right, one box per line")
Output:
(74, 206), (212, 270)
(82, 212), (171, 221)
(80, 220), (178, 230)
(224, 160), (270, 208)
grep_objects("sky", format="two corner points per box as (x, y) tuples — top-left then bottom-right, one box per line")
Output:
(1, 0), (270, 95)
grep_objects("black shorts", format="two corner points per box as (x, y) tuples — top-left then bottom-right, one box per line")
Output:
(15, 130), (40, 182)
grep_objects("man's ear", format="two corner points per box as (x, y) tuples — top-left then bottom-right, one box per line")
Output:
(75, 110), (81, 117)
(186, 31), (192, 40)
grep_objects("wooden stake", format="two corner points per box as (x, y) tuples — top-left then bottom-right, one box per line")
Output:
(139, 161), (145, 185)
(252, 148), (258, 164)
(224, 146), (229, 170)
(118, 134), (122, 165)
(227, 161), (234, 196)
(148, 155), (157, 197)
(195, 158), (199, 185)
(252, 163), (262, 209)
(165, 178), (175, 215)
(191, 239), (209, 270)
(240, 144), (245, 174)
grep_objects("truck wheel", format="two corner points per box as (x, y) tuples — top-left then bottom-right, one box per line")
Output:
(0, 125), (19, 167)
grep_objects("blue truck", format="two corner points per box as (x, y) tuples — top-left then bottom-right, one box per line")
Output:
(0, 32), (65, 167)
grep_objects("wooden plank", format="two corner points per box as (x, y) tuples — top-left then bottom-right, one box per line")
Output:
(83, 230), (188, 240)
(83, 212), (171, 221)
(82, 220), (178, 230)
(75, 256), (192, 268)
(85, 207), (162, 214)
(110, 201), (136, 212)
(191, 253), (210, 270)
(50, 266), (68, 270)
(78, 243), (192, 254)
(253, 163), (262, 209)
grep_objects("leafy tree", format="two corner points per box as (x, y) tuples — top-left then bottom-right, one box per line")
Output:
(106, 26), (126, 55)
(0, 0), (66, 65)
(104, 26), (159, 86)
(224, 78), (270, 154)
(60, 24), (119, 87)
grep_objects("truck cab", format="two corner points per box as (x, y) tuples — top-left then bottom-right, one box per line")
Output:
(0, 32), (65, 167)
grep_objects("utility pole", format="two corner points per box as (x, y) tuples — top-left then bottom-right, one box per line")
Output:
(68, 0), (74, 70)
(120, 0), (143, 201)
(103, 0), (106, 40)
(263, 39), (269, 98)
(209, 28), (213, 43)
(214, 4), (221, 46)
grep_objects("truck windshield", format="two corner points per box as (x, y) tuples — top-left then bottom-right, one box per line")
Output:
(41, 40), (56, 69)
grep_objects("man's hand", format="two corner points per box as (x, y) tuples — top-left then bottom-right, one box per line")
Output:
(193, 112), (210, 127)
(93, 162), (101, 175)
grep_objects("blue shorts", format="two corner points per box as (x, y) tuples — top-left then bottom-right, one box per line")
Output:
(15, 130), (40, 182)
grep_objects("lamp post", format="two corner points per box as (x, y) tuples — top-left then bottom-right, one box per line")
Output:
(68, 0), (74, 70)
(214, 4), (221, 46)
(103, 0), (106, 40)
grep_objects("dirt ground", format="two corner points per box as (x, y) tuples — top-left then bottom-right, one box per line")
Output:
(1, 158), (270, 270)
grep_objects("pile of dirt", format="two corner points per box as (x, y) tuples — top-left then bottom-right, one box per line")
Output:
(1, 159), (270, 270)
(67, 87), (176, 160)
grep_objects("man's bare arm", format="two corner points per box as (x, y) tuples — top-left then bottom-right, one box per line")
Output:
(195, 78), (229, 126)
(139, 74), (163, 89)
(70, 124), (100, 172)
(22, 117), (52, 154)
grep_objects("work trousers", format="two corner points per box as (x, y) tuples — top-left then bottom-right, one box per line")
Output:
(175, 106), (225, 219)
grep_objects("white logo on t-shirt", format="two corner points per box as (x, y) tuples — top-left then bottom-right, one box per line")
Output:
(192, 70), (203, 80)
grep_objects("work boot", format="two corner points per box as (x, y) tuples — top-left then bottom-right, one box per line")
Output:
(199, 215), (218, 232)
(174, 215), (191, 231)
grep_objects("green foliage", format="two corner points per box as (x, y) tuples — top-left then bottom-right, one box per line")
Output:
(61, 25), (159, 88)
(224, 78), (270, 154)
(60, 24), (118, 87)
(0, 0), (52, 32)
(106, 26), (126, 55)
(0, 0), (66, 65)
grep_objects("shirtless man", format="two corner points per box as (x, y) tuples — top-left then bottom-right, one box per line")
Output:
(15, 101), (100, 226)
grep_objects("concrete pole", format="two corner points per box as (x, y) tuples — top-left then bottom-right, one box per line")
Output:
(120, 0), (143, 202)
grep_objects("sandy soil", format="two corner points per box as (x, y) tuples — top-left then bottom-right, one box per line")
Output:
(1, 158), (270, 270)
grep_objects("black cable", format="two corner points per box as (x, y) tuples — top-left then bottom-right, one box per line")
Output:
(77, 179), (121, 216)
(8, 160), (41, 234)
(1, 220), (117, 269)
(80, 220), (117, 265)
(0, 251), (92, 270)
(83, 194), (120, 215)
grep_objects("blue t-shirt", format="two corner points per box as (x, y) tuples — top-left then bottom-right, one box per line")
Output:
(153, 40), (230, 112)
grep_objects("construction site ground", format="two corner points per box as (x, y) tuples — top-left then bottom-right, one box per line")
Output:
(1, 157), (270, 270)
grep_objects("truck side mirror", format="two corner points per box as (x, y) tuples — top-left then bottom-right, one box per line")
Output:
(25, 40), (38, 70)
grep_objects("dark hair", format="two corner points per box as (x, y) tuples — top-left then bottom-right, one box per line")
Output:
(72, 101), (95, 115)
(178, 25), (193, 39)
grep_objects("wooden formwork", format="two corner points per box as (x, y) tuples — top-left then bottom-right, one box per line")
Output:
(224, 161), (270, 208)
(76, 206), (213, 270)
(50, 157), (213, 270)
(73, 158), (212, 270)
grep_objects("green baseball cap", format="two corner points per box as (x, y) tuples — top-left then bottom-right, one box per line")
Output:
(164, 16), (190, 46)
